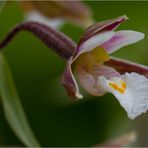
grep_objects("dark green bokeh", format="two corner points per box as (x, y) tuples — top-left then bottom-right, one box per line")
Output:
(0, 1), (148, 146)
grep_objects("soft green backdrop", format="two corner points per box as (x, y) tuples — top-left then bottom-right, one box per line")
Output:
(0, 1), (148, 146)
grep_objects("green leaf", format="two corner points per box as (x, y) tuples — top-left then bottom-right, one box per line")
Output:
(0, 53), (40, 147)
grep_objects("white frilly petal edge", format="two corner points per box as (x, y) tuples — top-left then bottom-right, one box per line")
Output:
(101, 30), (145, 54)
(24, 10), (64, 29)
(99, 72), (148, 119)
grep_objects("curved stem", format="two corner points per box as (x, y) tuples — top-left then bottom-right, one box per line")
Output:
(0, 22), (76, 59)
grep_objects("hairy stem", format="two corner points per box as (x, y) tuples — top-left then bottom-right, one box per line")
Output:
(0, 22), (76, 59)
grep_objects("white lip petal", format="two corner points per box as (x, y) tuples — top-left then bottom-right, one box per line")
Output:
(99, 72), (148, 119)
(78, 31), (115, 55)
(101, 30), (145, 54)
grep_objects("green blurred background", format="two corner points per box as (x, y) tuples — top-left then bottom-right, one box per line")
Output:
(0, 1), (148, 147)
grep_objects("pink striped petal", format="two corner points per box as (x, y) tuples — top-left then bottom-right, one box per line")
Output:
(102, 30), (144, 53)
(105, 57), (148, 77)
(76, 15), (128, 56)
(77, 31), (115, 56)
(76, 64), (120, 96)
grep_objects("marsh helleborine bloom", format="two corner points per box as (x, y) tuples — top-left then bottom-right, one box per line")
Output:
(62, 15), (148, 119)
(1, 15), (148, 120)
(20, 1), (93, 29)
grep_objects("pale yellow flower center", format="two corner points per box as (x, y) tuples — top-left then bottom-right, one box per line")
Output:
(76, 46), (109, 71)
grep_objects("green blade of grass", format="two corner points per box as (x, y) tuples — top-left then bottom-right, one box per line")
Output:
(0, 53), (40, 147)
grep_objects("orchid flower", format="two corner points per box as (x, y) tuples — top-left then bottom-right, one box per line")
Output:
(1, 15), (148, 120)
(20, 1), (93, 29)
(62, 15), (148, 119)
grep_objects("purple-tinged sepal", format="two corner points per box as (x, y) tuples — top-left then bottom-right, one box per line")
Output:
(76, 15), (144, 57)
(105, 57), (148, 77)
(61, 58), (82, 99)
(77, 15), (128, 53)
(102, 30), (144, 53)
